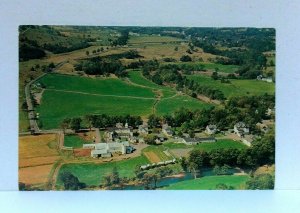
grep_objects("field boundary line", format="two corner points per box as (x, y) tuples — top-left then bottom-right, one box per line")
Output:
(45, 88), (156, 100)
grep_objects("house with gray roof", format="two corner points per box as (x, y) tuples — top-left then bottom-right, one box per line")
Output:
(83, 141), (133, 158)
(162, 124), (174, 137)
(234, 122), (250, 137)
(205, 124), (217, 135)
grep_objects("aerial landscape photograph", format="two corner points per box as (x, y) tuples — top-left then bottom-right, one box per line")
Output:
(18, 25), (275, 190)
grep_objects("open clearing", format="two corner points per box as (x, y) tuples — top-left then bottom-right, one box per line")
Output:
(38, 73), (155, 98)
(64, 134), (92, 148)
(37, 89), (155, 129)
(19, 134), (60, 186)
(142, 145), (173, 162)
(156, 95), (212, 115)
(143, 152), (161, 163)
(36, 73), (212, 129)
(163, 139), (247, 157)
(187, 74), (275, 98)
(56, 155), (149, 187)
(127, 70), (176, 98)
(164, 175), (250, 190)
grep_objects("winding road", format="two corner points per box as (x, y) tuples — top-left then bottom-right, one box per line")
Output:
(24, 61), (67, 133)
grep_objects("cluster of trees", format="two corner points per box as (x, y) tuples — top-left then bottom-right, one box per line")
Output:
(142, 61), (225, 100)
(189, 28), (275, 79)
(43, 41), (90, 54)
(245, 173), (274, 189)
(84, 114), (143, 129)
(60, 117), (82, 132)
(59, 171), (86, 190)
(111, 30), (129, 46)
(19, 43), (46, 61)
(134, 166), (174, 189)
(181, 128), (275, 178)
(19, 25), (92, 60)
(102, 167), (121, 188)
(145, 94), (274, 135)
(75, 58), (127, 77)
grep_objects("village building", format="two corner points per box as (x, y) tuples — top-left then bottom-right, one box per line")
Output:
(257, 75), (273, 83)
(138, 124), (149, 135)
(83, 141), (133, 158)
(162, 124), (174, 137)
(205, 124), (217, 135)
(104, 122), (133, 142)
(179, 137), (216, 145)
(234, 122), (250, 137)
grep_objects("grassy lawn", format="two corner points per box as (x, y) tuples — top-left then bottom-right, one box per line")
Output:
(162, 139), (247, 151)
(187, 75), (275, 98)
(64, 135), (90, 148)
(56, 156), (149, 187)
(193, 139), (248, 151)
(156, 95), (212, 115)
(37, 90), (155, 129)
(38, 73), (155, 98)
(164, 175), (249, 190)
(127, 70), (176, 98)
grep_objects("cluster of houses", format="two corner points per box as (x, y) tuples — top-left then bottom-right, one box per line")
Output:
(82, 118), (273, 158)
(83, 141), (134, 158)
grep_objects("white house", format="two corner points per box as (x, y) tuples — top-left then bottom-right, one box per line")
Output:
(138, 124), (149, 135)
(105, 123), (133, 141)
(234, 122), (250, 137)
(162, 124), (174, 137)
(83, 141), (133, 158)
(205, 124), (217, 135)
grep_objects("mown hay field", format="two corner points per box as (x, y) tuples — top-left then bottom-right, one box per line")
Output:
(19, 134), (60, 186)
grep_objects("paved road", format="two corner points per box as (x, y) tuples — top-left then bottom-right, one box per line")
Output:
(24, 61), (67, 134)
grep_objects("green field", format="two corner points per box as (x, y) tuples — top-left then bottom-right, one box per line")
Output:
(187, 75), (275, 98)
(162, 139), (247, 151)
(64, 135), (90, 148)
(37, 90), (155, 129)
(156, 95), (212, 115)
(194, 139), (247, 151)
(127, 70), (176, 98)
(38, 73), (155, 98)
(164, 175), (249, 190)
(56, 156), (149, 187)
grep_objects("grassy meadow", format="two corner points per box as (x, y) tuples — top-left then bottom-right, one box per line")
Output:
(187, 74), (275, 98)
(164, 175), (250, 190)
(37, 90), (155, 129)
(156, 95), (212, 115)
(56, 156), (150, 187)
